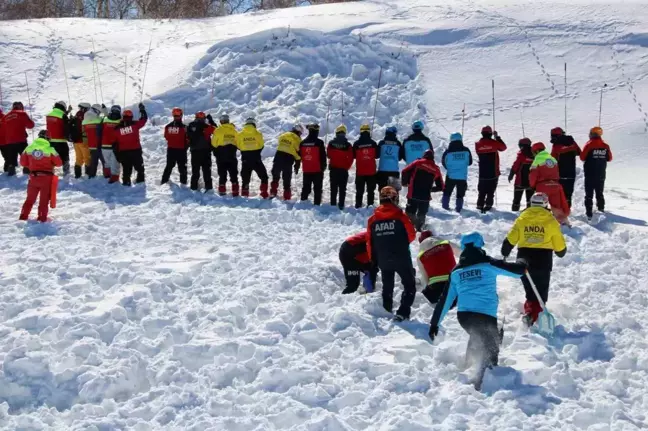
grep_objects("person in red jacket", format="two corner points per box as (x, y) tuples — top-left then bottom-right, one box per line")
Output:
(0, 109), (6, 172)
(550, 127), (581, 208)
(529, 142), (570, 223)
(19, 131), (63, 222)
(353, 124), (379, 208)
(83, 105), (106, 178)
(580, 126), (612, 220)
(475, 126), (507, 213)
(401, 150), (444, 232)
(113, 104), (148, 186)
(300, 123), (327, 205)
(3, 101), (35, 176)
(46, 101), (73, 175)
(417, 229), (460, 309)
(508, 138), (535, 211)
(339, 232), (378, 294)
(327, 124), (354, 209)
(367, 186), (417, 321)
(161, 107), (188, 185)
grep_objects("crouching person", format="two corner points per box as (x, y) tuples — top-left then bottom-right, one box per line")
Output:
(339, 232), (378, 294)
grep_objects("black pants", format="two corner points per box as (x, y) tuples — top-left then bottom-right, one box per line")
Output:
(190, 149), (213, 190)
(241, 158), (269, 189)
(584, 176), (605, 217)
(381, 262), (416, 318)
(51, 141), (70, 172)
(376, 171), (400, 192)
(271, 155), (293, 193)
(1, 146), (12, 172)
(88, 148), (105, 178)
(560, 178), (575, 208)
(330, 168), (349, 209)
(512, 187), (534, 211)
(522, 268), (551, 303)
(422, 281), (448, 305)
(301, 172), (324, 205)
(161, 148), (188, 185)
(405, 198), (430, 231)
(355, 175), (377, 208)
(339, 244), (377, 294)
(443, 178), (467, 200)
(477, 178), (498, 212)
(215, 154), (238, 186)
(120, 149), (145, 185)
(4, 142), (26, 175)
(458, 311), (500, 371)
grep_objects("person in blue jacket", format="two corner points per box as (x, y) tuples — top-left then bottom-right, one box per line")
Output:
(441, 132), (473, 212)
(429, 232), (526, 383)
(376, 126), (404, 192)
(403, 121), (433, 165)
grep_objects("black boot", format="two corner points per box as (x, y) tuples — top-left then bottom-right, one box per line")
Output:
(74, 165), (82, 179)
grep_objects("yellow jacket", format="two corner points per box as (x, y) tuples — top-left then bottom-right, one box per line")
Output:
(237, 125), (264, 152)
(506, 207), (566, 252)
(276, 132), (301, 160)
(211, 123), (239, 148)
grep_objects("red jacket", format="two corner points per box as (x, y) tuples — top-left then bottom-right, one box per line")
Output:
(509, 150), (534, 187)
(353, 134), (379, 176)
(20, 140), (63, 173)
(367, 203), (416, 264)
(344, 232), (370, 264)
(327, 136), (353, 170)
(0, 111), (5, 146)
(3, 110), (34, 145)
(475, 137), (507, 178)
(401, 158), (444, 200)
(418, 240), (457, 285)
(83, 122), (101, 149)
(164, 121), (188, 150)
(529, 155), (559, 189)
(300, 133), (327, 173)
(580, 138), (612, 179)
(114, 118), (148, 151)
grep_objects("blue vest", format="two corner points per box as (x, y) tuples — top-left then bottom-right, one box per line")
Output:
(378, 140), (401, 172)
(444, 150), (471, 180)
(404, 140), (430, 164)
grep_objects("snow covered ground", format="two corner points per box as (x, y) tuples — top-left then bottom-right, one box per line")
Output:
(1, 0), (648, 429)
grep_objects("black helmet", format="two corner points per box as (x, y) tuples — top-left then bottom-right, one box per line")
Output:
(38, 130), (50, 140)
(12, 101), (24, 111)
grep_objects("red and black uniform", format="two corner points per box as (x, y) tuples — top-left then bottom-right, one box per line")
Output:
(475, 134), (507, 212)
(113, 108), (148, 185)
(401, 157), (444, 231)
(550, 132), (581, 208)
(19, 138), (63, 222)
(45, 104), (72, 174)
(0, 110), (7, 172)
(327, 133), (353, 209)
(2, 108), (34, 175)
(418, 238), (457, 306)
(353, 131), (379, 208)
(161, 120), (188, 185)
(508, 144), (534, 211)
(339, 232), (378, 294)
(367, 203), (417, 318)
(299, 128), (327, 205)
(580, 137), (612, 218)
(187, 117), (216, 191)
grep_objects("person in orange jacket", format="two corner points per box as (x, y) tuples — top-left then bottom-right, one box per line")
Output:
(19, 131), (63, 222)
(367, 186), (417, 321)
(580, 126), (612, 220)
(529, 142), (570, 224)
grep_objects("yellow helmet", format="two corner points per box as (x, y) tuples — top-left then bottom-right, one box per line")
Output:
(360, 124), (371, 132)
(590, 126), (603, 137)
(335, 124), (347, 134)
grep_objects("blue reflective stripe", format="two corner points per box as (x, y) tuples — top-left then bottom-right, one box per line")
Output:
(444, 151), (471, 180)
(404, 140), (428, 164)
(378, 143), (400, 171)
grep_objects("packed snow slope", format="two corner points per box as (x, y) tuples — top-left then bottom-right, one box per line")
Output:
(1, 0), (648, 429)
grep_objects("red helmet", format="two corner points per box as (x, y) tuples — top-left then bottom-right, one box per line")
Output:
(123, 109), (133, 118)
(172, 107), (183, 117)
(419, 230), (434, 243)
(531, 142), (546, 153)
(195, 111), (206, 120)
(550, 127), (564, 136)
(481, 125), (493, 134)
(423, 149), (435, 160)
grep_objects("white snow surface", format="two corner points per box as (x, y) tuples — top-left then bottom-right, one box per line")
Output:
(1, 0), (648, 429)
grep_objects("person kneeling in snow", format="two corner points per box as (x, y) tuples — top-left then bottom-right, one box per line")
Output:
(339, 232), (378, 294)
(19, 131), (63, 222)
(417, 229), (460, 306)
(429, 233), (527, 379)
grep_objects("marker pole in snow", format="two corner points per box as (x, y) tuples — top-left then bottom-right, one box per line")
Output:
(91, 38), (104, 102)
(24, 72), (34, 140)
(123, 56), (128, 108)
(520, 106), (526, 137)
(0, 81), (3, 109)
(91, 57), (98, 104)
(60, 52), (71, 107)
(324, 101), (331, 145)
(564, 62), (567, 130)
(598, 83), (607, 126)
(491, 79), (496, 130)
(370, 65), (383, 137)
(341, 93), (345, 119)
(461, 104), (466, 136)
(140, 35), (153, 103)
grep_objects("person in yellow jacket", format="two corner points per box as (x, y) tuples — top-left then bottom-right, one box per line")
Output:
(501, 192), (567, 326)
(236, 117), (269, 198)
(211, 114), (240, 197)
(270, 124), (303, 200)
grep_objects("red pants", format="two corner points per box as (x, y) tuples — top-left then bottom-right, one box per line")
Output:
(20, 176), (53, 222)
(535, 181), (570, 223)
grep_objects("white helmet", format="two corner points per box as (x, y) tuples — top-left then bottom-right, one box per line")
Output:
(530, 192), (550, 208)
(56, 100), (67, 110)
(78, 102), (92, 110)
(245, 117), (256, 126)
(292, 124), (304, 135)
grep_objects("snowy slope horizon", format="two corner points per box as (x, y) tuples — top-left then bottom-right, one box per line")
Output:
(1, 1), (648, 429)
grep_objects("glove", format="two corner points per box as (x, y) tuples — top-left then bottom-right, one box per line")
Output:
(493, 130), (499, 138)
(429, 326), (439, 341)
(206, 114), (213, 121)
(138, 103), (145, 111)
(508, 171), (514, 183)
(294, 161), (301, 175)
(101, 103), (106, 109)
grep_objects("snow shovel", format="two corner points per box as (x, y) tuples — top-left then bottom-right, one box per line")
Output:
(525, 271), (556, 337)
(50, 175), (59, 209)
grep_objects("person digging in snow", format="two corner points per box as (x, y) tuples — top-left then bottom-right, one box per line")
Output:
(339, 232), (378, 294)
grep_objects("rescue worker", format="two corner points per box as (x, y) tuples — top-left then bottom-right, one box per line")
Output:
(0, 109), (6, 172)
(187, 112), (216, 192)
(376, 126), (404, 191)
(508, 138), (534, 211)
(353, 124), (379, 208)
(550, 127), (581, 208)
(19, 130), (63, 222)
(299, 123), (327, 205)
(529, 142), (570, 223)
(83, 104), (106, 178)
(367, 186), (417, 321)
(327, 124), (353, 209)
(339, 232), (378, 294)
(475, 126), (507, 213)
(580, 127), (612, 220)
(431, 232), (527, 390)
(271, 124), (302, 200)
(441, 132), (472, 213)
(45, 101), (72, 175)
(99, 105), (123, 183)
(237, 117), (269, 198)
(70, 103), (92, 178)
(113, 103), (148, 186)
(211, 114), (240, 196)
(401, 149), (444, 231)
(402, 121), (433, 165)
(501, 192), (567, 326)
(161, 107), (188, 185)
(2, 102), (34, 176)
(417, 229), (460, 306)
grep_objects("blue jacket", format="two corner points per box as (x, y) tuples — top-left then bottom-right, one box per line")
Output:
(378, 132), (404, 172)
(430, 246), (526, 328)
(442, 140), (473, 180)
(403, 131), (433, 164)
